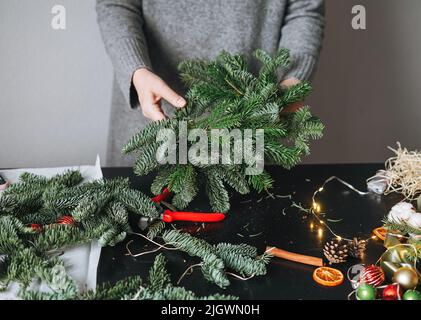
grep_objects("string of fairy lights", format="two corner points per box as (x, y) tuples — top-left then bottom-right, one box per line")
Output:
(305, 176), (396, 245)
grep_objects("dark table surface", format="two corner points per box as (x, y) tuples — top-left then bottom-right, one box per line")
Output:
(98, 164), (401, 300)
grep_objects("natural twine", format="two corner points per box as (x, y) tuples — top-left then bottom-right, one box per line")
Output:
(368, 142), (421, 200)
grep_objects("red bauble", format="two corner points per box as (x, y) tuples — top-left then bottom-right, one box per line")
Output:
(383, 284), (400, 300)
(359, 265), (385, 287)
(57, 216), (75, 226)
(30, 224), (42, 232)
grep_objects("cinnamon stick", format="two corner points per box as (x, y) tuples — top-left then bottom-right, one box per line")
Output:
(266, 246), (323, 267)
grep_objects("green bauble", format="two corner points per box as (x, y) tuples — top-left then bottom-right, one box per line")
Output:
(403, 289), (421, 300)
(357, 283), (376, 300)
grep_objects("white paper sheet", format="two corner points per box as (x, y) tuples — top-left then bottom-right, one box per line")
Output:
(0, 156), (103, 299)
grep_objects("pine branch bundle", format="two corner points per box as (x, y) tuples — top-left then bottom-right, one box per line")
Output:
(0, 170), (270, 299)
(123, 49), (324, 212)
(162, 230), (271, 288)
(22, 254), (237, 300)
(129, 254), (237, 300)
(0, 170), (160, 298)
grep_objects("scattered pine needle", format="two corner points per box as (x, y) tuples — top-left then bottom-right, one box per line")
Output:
(275, 194), (292, 199)
(249, 232), (263, 238)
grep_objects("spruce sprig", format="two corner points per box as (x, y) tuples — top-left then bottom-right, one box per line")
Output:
(162, 229), (271, 288)
(123, 49), (324, 212)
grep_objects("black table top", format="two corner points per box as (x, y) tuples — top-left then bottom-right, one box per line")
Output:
(98, 164), (400, 300)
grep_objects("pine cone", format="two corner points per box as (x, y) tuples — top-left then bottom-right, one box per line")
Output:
(348, 238), (366, 259)
(323, 238), (349, 264)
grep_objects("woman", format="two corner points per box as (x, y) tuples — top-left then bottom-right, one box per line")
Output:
(96, 0), (325, 166)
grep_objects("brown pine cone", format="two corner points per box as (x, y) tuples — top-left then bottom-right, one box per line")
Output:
(323, 238), (349, 264)
(348, 237), (366, 259)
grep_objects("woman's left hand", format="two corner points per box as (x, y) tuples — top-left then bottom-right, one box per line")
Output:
(279, 77), (304, 113)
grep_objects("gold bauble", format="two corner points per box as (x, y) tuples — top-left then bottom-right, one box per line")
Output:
(393, 267), (419, 290)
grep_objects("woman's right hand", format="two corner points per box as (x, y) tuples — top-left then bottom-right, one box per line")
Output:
(132, 68), (187, 121)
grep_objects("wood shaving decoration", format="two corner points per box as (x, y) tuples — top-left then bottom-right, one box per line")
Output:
(377, 142), (421, 200)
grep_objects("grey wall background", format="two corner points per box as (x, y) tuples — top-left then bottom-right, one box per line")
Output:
(0, 0), (420, 168)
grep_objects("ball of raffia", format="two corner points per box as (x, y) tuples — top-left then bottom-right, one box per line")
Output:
(369, 143), (421, 201)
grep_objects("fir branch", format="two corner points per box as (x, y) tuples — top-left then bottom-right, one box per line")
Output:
(122, 119), (176, 154)
(148, 253), (171, 292)
(383, 218), (421, 236)
(162, 230), (229, 288)
(147, 221), (166, 240)
(204, 168), (230, 213)
(82, 276), (143, 300)
(123, 48), (324, 212)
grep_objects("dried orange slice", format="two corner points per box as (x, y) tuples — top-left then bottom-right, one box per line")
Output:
(373, 227), (387, 241)
(313, 267), (344, 287)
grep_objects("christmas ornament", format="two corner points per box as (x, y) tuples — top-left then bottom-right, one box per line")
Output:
(383, 232), (405, 248)
(393, 266), (419, 290)
(356, 283), (376, 300)
(56, 216), (75, 226)
(382, 284), (400, 300)
(348, 238), (366, 259)
(380, 245), (417, 278)
(402, 289), (421, 300)
(30, 224), (42, 232)
(323, 238), (349, 264)
(312, 267), (344, 287)
(359, 265), (384, 287)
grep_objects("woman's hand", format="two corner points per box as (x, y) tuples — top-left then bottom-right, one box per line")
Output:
(132, 68), (187, 121)
(279, 77), (304, 113)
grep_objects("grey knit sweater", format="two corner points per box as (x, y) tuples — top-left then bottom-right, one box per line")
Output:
(96, 0), (325, 166)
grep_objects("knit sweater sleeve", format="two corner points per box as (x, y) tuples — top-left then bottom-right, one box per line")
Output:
(278, 0), (325, 81)
(96, 0), (151, 109)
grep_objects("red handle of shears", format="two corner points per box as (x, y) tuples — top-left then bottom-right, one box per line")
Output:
(162, 210), (225, 223)
(151, 187), (171, 203)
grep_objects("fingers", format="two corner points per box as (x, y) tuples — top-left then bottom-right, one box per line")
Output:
(132, 68), (186, 121)
(279, 77), (301, 89)
(281, 101), (304, 114)
(279, 78), (304, 114)
(157, 81), (187, 108)
(147, 103), (166, 121)
(140, 94), (166, 121)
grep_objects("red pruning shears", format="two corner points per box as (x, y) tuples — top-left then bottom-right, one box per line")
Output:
(139, 187), (225, 230)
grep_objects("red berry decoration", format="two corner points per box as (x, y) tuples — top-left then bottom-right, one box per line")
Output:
(57, 216), (75, 226)
(383, 284), (400, 300)
(30, 224), (42, 232)
(359, 265), (385, 287)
